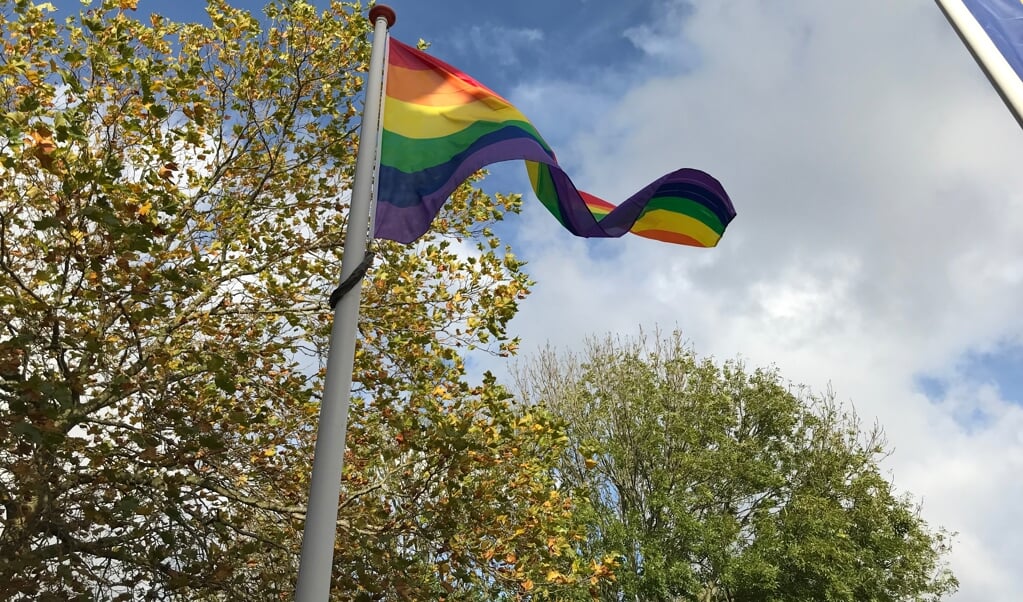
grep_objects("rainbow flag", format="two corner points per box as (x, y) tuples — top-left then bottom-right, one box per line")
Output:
(373, 38), (736, 246)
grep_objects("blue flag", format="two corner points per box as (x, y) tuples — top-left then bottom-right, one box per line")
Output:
(962, 0), (1023, 80)
(938, 0), (1023, 127)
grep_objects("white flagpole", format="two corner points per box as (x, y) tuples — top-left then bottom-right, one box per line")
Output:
(935, 0), (1023, 128)
(294, 5), (395, 601)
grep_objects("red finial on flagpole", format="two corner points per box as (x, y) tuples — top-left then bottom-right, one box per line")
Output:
(369, 4), (396, 28)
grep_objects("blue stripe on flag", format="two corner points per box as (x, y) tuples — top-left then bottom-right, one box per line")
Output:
(962, 0), (1023, 82)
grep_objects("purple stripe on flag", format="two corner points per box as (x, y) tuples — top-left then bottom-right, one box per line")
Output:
(374, 138), (555, 243)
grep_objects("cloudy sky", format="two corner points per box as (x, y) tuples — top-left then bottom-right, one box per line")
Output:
(381, 1), (1023, 599)
(57, 0), (1023, 598)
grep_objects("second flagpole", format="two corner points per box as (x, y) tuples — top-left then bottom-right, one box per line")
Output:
(935, 0), (1023, 129)
(294, 5), (395, 601)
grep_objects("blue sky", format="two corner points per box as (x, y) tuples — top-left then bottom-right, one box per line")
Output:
(920, 344), (1023, 404)
(51, 1), (1023, 599)
(379, 0), (1023, 408)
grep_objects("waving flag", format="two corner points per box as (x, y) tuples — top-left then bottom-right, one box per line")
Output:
(936, 0), (1023, 127)
(299, 9), (736, 600)
(374, 38), (736, 246)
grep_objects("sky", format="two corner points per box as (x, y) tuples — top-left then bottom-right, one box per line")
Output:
(54, 0), (1023, 599)
(381, 1), (1023, 599)
(381, 3), (1023, 597)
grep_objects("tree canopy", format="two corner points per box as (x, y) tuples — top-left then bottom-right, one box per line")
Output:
(516, 331), (958, 602)
(1, 2), (960, 601)
(0, 1), (610, 599)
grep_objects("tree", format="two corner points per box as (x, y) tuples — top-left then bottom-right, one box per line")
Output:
(516, 331), (958, 602)
(0, 1), (608, 599)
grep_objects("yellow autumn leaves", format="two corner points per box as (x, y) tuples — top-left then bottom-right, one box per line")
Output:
(25, 127), (56, 170)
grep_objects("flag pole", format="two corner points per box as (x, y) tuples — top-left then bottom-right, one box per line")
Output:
(294, 5), (395, 601)
(934, 0), (1023, 129)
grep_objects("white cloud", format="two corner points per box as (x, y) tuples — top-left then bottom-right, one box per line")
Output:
(478, 0), (1023, 599)
(451, 24), (544, 67)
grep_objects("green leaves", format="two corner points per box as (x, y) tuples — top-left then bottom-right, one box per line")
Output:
(518, 331), (958, 602)
(0, 1), (597, 599)
(213, 372), (236, 394)
(10, 421), (43, 444)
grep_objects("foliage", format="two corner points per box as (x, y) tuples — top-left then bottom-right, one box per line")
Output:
(0, 0), (608, 599)
(516, 331), (959, 602)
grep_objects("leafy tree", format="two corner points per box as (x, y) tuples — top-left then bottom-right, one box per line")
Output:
(0, 0), (609, 599)
(516, 331), (958, 602)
